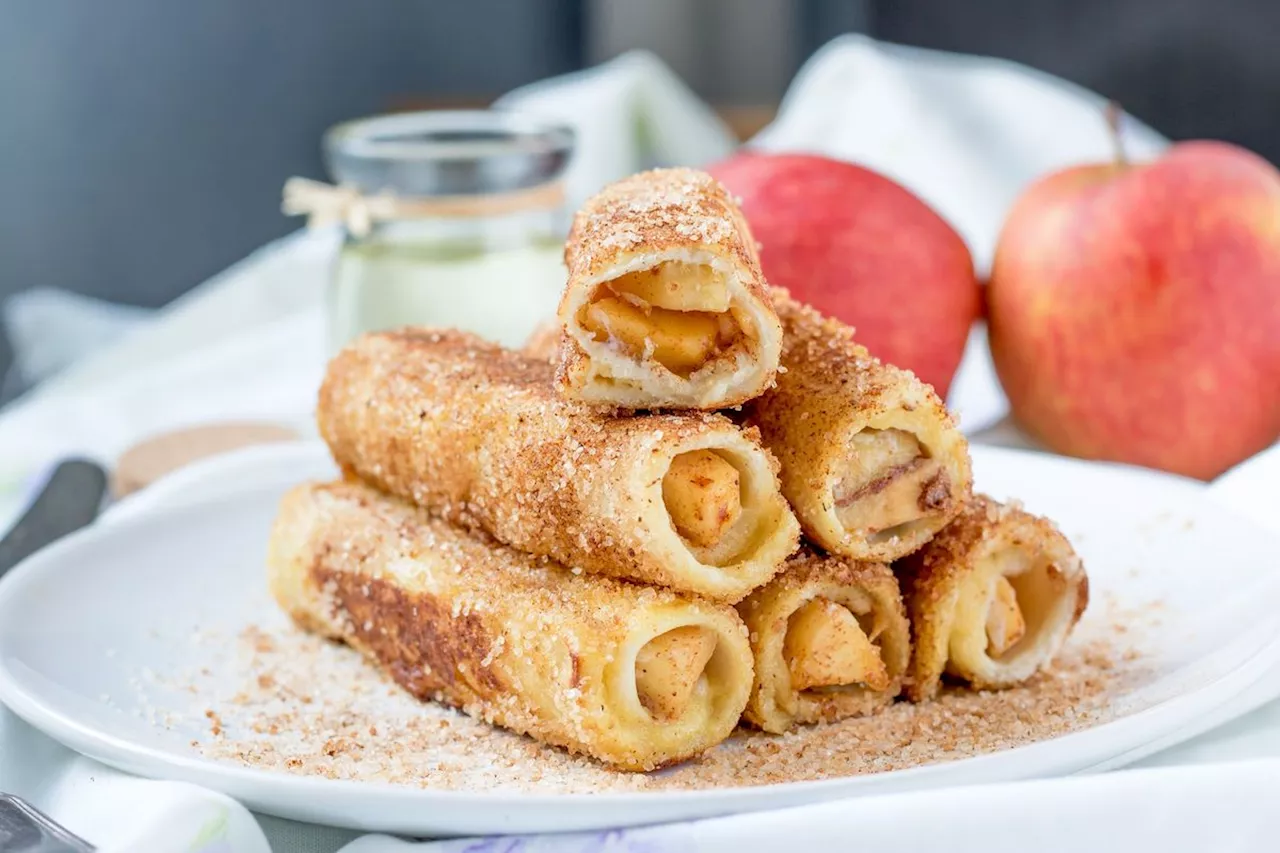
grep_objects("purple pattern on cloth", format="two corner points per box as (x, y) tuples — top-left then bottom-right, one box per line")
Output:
(453, 829), (682, 853)
(580, 829), (673, 852)
(460, 840), (526, 853)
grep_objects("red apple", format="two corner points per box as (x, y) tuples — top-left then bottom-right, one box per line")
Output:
(710, 152), (980, 398)
(989, 138), (1280, 479)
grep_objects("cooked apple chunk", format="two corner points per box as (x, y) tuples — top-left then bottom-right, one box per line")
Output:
(583, 297), (721, 375)
(634, 626), (718, 720)
(985, 576), (1027, 656)
(579, 262), (745, 375)
(663, 450), (743, 548)
(835, 428), (949, 536)
(784, 598), (890, 692)
(609, 262), (732, 312)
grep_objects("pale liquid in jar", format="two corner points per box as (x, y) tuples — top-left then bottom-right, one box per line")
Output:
(329, 235), (566, 353)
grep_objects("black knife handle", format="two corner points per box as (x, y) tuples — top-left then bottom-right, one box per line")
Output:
(0, 795), (94, 852)
(0, 459), (107, 579)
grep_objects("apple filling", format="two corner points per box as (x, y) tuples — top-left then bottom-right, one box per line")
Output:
(970, 549), (1065, 663)
(663, 449), (742, 546)
(784, 598), (890, 694)
(634, 625), (718, 720)
(834, 429), (951, 542)
(580, 262), (745, 376)
(985, 576), (1026, 656)
(661, 448), (765, 567)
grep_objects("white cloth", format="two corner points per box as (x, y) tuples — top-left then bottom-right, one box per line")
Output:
(341, 760), (1280, 853)
(0, 311), (323, 480)
(752, 34), (1168, 276)
(1, 288), (151, 389)
(496, 50), (738, 212)
(1, 36), (1277, 853)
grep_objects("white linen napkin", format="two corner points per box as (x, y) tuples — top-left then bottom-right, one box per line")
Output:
(751, 34), (1168, 276)
(495, 50), (738, 211)
(0, 713), (276, 853)
(1, 288), (151, 390)
(0, 308), (326, 533)
(338, 759), (1280, 853)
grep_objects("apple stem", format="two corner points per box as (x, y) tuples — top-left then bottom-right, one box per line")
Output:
(1105, 101), (1128, 170)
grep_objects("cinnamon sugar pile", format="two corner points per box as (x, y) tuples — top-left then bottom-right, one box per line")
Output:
(162, 602), (1155, 793)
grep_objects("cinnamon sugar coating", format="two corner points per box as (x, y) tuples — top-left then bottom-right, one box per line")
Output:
(318, 328), (798, 602)
(747, 291), (973, 561)
(267, 480), (754, 771)
(896, 495), (1090, 701)
(562, 168), (765, 286)
(555, 168), (783, 409)
(738, 548), (910, 732)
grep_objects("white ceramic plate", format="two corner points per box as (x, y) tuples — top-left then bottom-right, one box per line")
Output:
(1, 442), (1280, 836)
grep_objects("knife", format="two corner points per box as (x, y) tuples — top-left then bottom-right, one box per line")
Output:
(0, 460), (108, 850)
(0, 459), (108, 580)
(0, 796), (94, 853)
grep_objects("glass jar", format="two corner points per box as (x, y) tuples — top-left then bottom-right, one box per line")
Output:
(313, 111), (574, 353)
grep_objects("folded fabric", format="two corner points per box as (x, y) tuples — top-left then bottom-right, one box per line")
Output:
(1, 287), (152, 392)
(751, 34), (1168, 276)
(0, 712), (274, 853)
(0, 308), (325, 532)
(496, 51), (738, 211)
(337, 758), (1280, 853)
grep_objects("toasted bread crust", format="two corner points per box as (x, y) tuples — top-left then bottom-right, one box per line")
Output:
(737, 548), (910, 733)
(267, 480), (756, 770)
(555, 168), (782, 409)
(318, 328), (798, 602)
(896, 495), (1089, 702)
(747, 291), (973, 561)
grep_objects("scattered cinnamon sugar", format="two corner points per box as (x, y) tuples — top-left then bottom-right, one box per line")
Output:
(152, 599), (1157, 794)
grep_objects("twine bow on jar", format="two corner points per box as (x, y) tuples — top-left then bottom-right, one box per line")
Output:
(282, 176), (566, 238)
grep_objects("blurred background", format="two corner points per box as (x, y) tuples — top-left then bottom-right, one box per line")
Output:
(1, 0), (1278, 403)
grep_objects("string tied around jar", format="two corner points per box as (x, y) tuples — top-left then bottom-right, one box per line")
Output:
(282, 176), (567, 238)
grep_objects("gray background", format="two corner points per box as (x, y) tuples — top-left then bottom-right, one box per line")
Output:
(0, 0), (580, 310)
(1, 0), (1277, 382)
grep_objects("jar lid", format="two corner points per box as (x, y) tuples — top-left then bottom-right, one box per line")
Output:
(324, 110), (575, 198)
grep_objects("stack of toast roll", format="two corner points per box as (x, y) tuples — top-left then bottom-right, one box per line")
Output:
(267, 168), (1090, 771)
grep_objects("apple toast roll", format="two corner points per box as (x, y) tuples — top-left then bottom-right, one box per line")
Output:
(268, 481), (754, 771)
(737, 550), (910, 733)
(748, 293), (972, 562)
(896, 495), (1089, 702)
(318, 328), (799, 603)
(555, 168), (783, 409)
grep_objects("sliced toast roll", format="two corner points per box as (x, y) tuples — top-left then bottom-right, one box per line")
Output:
(748, 293), (972, 562)
(738, 550), (910, 733)
(318, 328), (799, 603)
(268, 481), (755, 771)
(555, 168), (783, 409)
(896, 495), (1089, 702)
